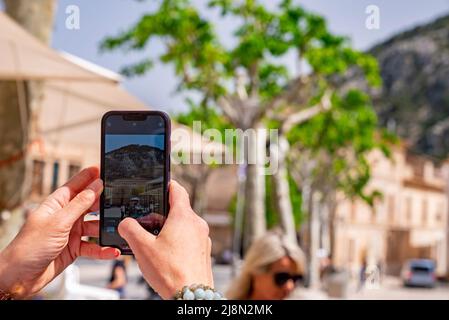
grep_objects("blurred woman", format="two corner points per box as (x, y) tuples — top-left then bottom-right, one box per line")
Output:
(107, 256), (129, 299)
(226, 230), (306, 300)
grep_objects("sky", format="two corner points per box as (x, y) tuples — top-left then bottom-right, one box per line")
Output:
(2, 0), (449, 114)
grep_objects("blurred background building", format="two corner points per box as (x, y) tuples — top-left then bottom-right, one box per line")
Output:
(333, 146), (449, 278)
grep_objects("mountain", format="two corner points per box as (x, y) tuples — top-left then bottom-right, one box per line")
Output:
(105, 144), (164, 181)
(367, 14), (449, 158)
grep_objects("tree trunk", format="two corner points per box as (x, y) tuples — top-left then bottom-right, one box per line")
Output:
(320, 201), (330, 255)
(327, 193), (337, 261)
(231, 164), (246, 276)
(0, 0), (57, 249)
(243, 124), (266, 251)
(4, 0), (57, 44)
(308, 191), (321, 289)
(271, 135), (297, 244)
(0, 81), (29, 211)
(192, 165), (210, 216)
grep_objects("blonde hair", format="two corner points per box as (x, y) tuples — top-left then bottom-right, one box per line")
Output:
(226, 230), (306, 300)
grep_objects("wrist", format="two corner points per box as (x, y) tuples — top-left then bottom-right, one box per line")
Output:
(0, 252), (13, 298)
(0, 250), (26, 299)
(173, 284), (225, 300)
(166, 273), (213, 300)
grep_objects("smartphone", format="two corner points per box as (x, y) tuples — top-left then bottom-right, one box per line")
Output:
(100, 111), (171, 255)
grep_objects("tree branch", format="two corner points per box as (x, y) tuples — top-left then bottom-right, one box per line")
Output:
(217, 96), (239, 125)
(281, 91), (332, 133)
(254, 74), (318, 123)
(248, 62), (260, 99)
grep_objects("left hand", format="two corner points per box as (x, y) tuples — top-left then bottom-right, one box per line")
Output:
(0, 166), (120, 299)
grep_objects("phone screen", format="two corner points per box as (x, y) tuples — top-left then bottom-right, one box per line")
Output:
(100, 112), (169, 253)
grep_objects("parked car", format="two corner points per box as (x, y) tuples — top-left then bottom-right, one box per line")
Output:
(401, 259), (436, 288)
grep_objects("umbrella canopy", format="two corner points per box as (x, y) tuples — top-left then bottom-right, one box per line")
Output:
(38, 79), (225, 155)
(0, 11), (115, 82)
(0, 9), (224, 156)
(38, 80), (147, 146)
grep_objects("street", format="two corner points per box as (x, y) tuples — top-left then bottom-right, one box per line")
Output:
(349, 277), (449, 300)
(74, 258), (449, 300)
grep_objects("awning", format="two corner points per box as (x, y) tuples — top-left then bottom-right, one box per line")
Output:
(410, 229), (445, 247)
(0, 11), (115, 82)
(37, 80), (147, 146)
(0, 10), (225, 156)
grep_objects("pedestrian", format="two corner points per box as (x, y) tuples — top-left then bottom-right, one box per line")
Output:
(107, 256), (129, 299)
(226, 230), (306, 300)
(358, 258), (367, 291)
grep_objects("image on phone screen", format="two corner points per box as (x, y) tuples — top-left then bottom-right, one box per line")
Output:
(100, 113), (169, 253)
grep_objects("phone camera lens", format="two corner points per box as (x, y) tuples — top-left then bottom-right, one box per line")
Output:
(133, 122), (137, 126)
(158, 122), (163, 127)
(107, 122), (111, 127)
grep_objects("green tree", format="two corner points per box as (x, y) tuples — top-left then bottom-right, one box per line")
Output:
(286, 89), (396, 287)
(101, 0), (381, 250)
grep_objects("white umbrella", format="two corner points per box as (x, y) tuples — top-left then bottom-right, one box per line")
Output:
(0, 10), (223, 158)
(0, 11), (114, 82)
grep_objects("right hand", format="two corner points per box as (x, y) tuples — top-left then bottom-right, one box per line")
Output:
(118, 180), (213, 299)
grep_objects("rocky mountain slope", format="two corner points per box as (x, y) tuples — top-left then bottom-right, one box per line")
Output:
(368, 14), (449, 158)
(105, 144), (164, 181)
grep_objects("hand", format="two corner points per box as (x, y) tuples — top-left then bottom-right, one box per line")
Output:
(118, 181), (213, 299)
(0, 167), (120, 299)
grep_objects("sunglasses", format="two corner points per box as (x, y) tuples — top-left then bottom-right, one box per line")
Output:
(273, 272), (303, 287)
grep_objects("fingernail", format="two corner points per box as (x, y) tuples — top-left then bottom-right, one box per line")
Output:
(87, 179), (103, 193)
(114, 249), (121, 258)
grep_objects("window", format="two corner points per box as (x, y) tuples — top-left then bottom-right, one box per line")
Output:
(436, 202), (444, 224)
(388, 195), (395, 224)
(51, 161), (59, 192)
(350, 202), (357, 221)
(31, 160), (45, 195)
(68, 163), (81, 179)
(422, 199), (428, 226)
(348, 239), (355, 263)
(405, 197), (412, 225)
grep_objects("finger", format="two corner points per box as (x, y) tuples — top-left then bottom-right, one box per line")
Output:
(169, 180), (191, 210)
(118, 218), (155, 253)
(89, 198), (100, 213)
(82, 220), (99, 237)
(79, 241), (120, 259)
(42, 167), (100, 212)
(58, 179), (103, 225)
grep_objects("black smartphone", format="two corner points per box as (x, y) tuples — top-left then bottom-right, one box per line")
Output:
(100, 111), (171, 255)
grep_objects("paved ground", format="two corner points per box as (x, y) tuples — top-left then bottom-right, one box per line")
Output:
(76, 258), (148, 299)
(349, 277), (449, 300)
(75, 258), (234, 299)
(75, 258), (449, 300)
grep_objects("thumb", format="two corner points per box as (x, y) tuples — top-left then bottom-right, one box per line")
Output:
(58, 179), (103, 225)
(118, 218), (155, 253)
